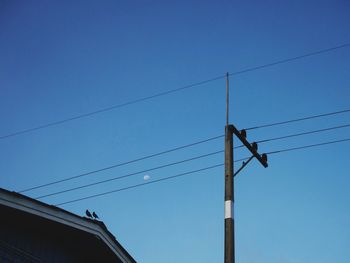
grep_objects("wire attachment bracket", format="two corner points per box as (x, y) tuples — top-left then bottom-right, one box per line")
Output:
(234, 155), (254, 177)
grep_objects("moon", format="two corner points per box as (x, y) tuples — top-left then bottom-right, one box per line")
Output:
(143, 175), (150, 181)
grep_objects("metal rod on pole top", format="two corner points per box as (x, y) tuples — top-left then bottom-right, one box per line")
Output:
(226, 72), (229, 126)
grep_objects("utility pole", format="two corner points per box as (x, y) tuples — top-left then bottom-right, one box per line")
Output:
(224, 73), (268, 263)
(224, 73), (234, 263)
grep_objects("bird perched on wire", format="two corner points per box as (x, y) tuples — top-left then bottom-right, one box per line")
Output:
(92, 211), (99, 220)
(85, 209), (93, 218)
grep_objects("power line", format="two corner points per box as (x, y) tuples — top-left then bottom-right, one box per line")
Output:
(246, 109), (350, 131)
(37, 153), (251, 200)
(37, 132), (350, 201)
(266, 138), (350, 155)
(19, 135), (224, 193)
(229, 43), (350, 77)
(55, 137), (350, 206)
(256, 123), (350, 143)
(55, 164), (224, 206)
(2, 43), (350, 140)
(19, 119), (350, 194)
(35, 150), (224, 199)
(0, 76), (224, 140)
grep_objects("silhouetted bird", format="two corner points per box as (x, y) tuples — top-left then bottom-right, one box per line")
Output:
(92, 212), (99, 219)
(86, 209), (92, 218)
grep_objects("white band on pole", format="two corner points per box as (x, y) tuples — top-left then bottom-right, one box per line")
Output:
(225, 200), (233, 219)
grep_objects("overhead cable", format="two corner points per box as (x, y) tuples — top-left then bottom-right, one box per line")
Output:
(267, 138), (350, 155)
(229, 43), (350, 77)
(246, 109), (350, 131)
(19, 135), (224, 193)
(19, 120), (350, 194)
(55, 163), (224, 206)
(255, 123), (350, 142)
(2, 43), (350, 140)
(55, 137), (350, 206)
(35, 150), (224, 199)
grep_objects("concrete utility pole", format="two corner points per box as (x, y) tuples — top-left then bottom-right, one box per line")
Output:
(224, 73), (268, 263)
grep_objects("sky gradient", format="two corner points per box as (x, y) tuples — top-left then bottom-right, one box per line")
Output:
(1, 1), (350, 262)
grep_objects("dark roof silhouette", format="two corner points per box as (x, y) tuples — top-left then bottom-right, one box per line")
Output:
(0, 187), (136, 263)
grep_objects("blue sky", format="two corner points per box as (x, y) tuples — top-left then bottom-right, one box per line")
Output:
(1, 1), (350, 262)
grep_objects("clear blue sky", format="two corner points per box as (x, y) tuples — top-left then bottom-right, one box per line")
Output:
(1, 1), (350, 262)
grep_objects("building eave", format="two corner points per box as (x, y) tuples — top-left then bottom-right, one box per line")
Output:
(0, 188), (136, 263)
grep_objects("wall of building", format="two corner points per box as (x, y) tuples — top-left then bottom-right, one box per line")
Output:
(0, 204), (121, 263)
